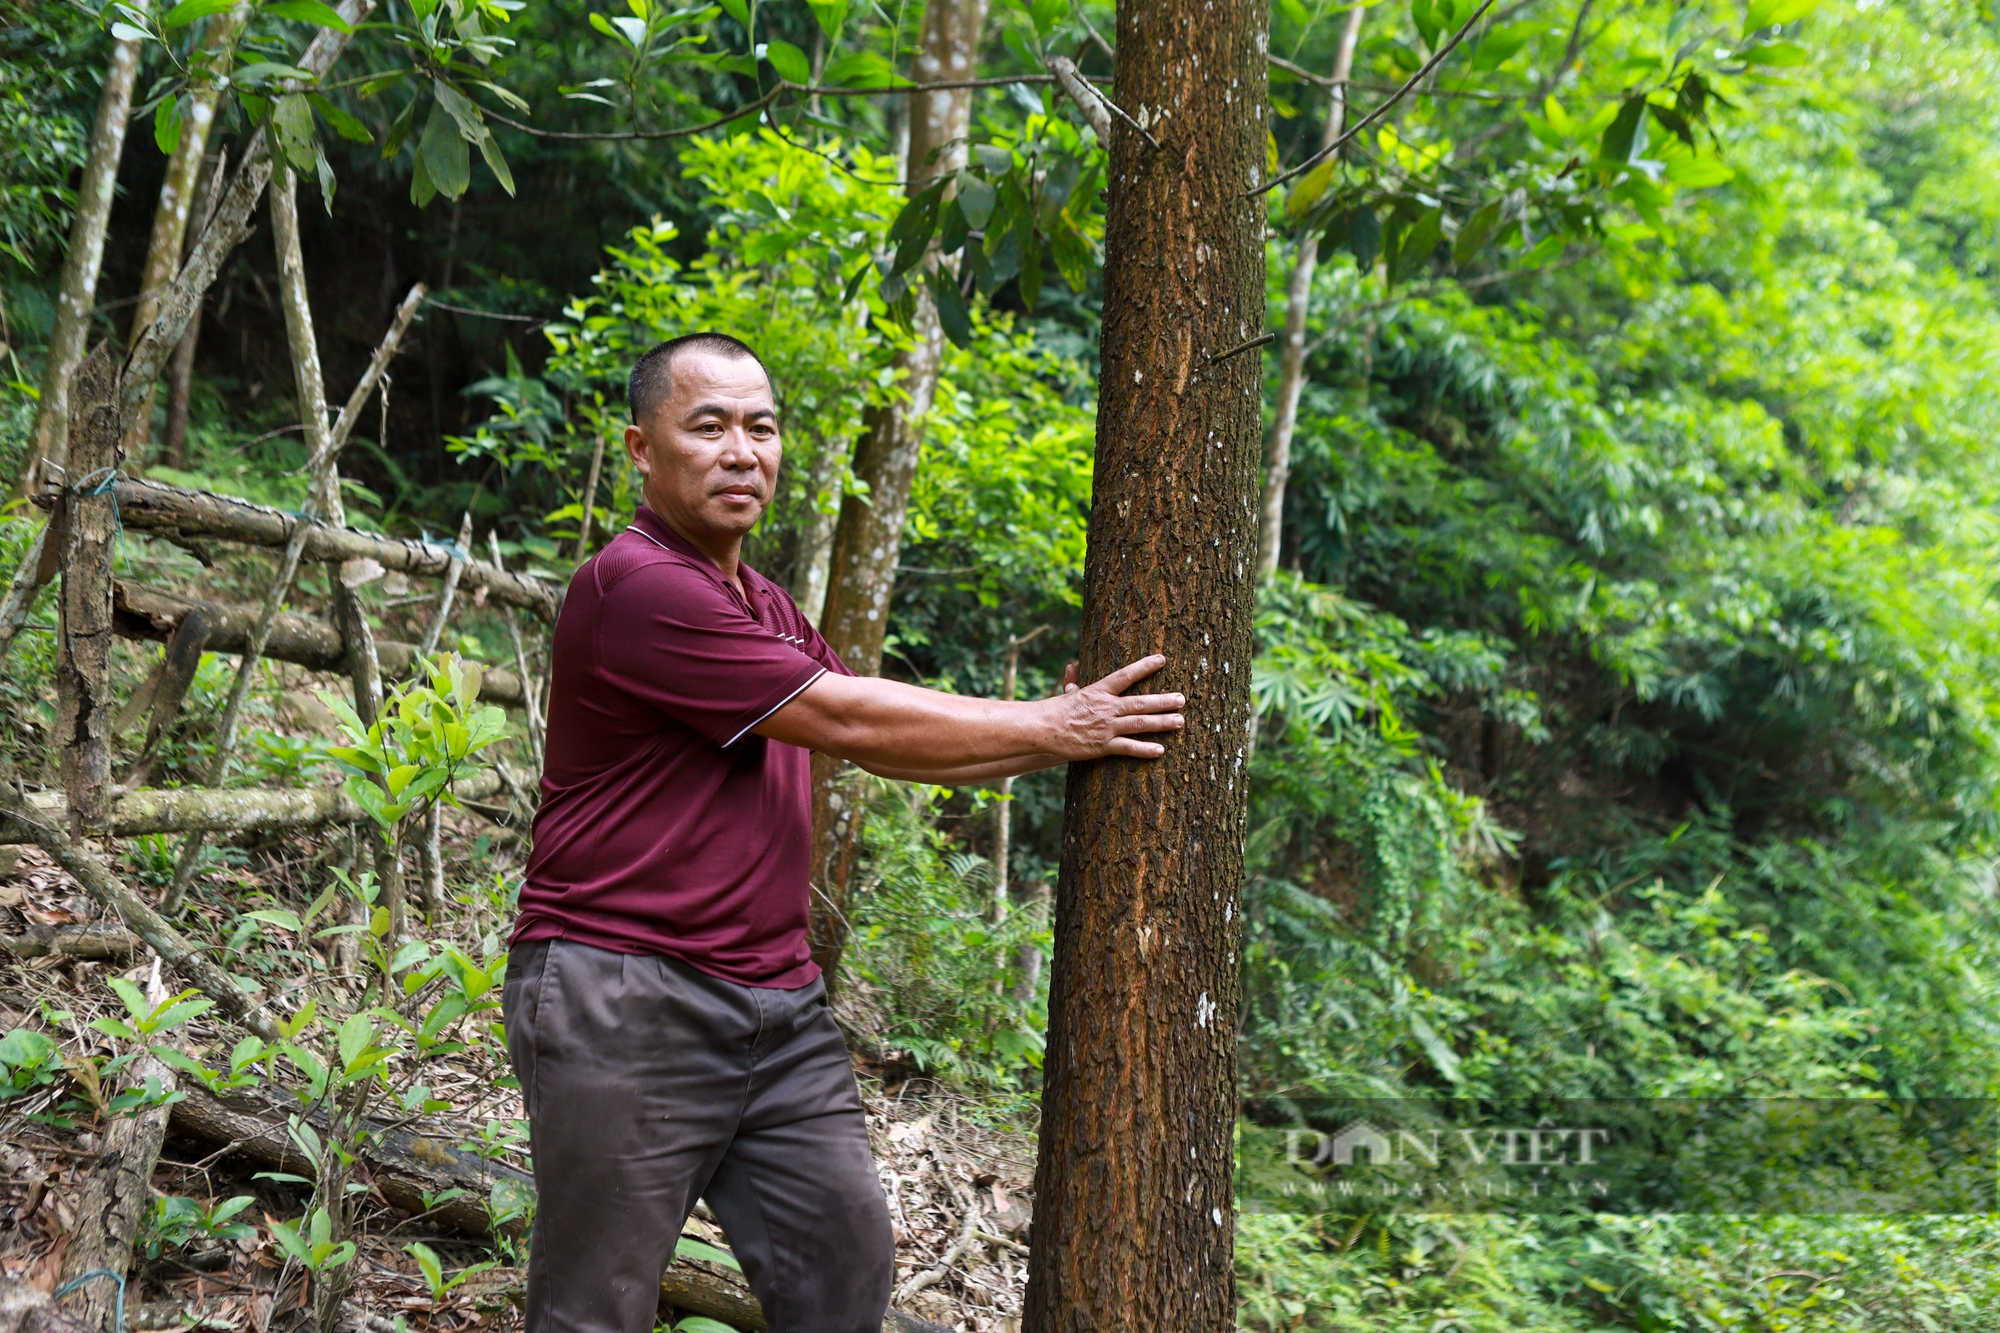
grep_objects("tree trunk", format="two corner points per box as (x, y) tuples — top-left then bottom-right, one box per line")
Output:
(59, 1054), (176, 1332)
(54, 344), (121, 837)
(114, 0), (376, 441)
(808, 0), (991, 983)
(23, 37), (141, 484)
(1021, 0), (1267, 1324)
(122, 7), (250, 463)
(1256, 2), (1365, 578)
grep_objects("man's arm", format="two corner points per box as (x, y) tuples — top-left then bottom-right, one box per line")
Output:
(751, 654), (1185, 778)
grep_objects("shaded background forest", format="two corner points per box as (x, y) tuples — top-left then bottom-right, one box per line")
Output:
(6, 0), (2000, 1327)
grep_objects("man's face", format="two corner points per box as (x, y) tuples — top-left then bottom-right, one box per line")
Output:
(624, 350), (780, 552)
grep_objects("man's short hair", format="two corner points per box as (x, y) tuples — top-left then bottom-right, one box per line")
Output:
(628, 333), (769, 425)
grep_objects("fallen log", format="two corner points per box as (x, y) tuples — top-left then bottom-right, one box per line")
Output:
(113, 580), (530, 710)
(166, 1085), (951, 1333)
(0, 769), (510, 847)
(0, 923), (138, 961)
(36, 478), (563, 622)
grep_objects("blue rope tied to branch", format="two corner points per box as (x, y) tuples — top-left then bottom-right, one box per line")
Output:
(67, 466), (125, 575)
(53, 1267), (127, 1333)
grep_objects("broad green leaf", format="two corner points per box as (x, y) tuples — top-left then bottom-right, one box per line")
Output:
(165, 0), (238, 26)
(246, 907), (306, 933)
(805, 0), (846, 37)
(337, 1012), (372, 1069)
(308, 93), (371, 143)
(1285, 157), (1336, 223)
(1663, 155), (1736, 187)
(264, 0), (354, 31)
(764, 39), (810, 84)
(419, 105), (471, 199)
(716, 0), (748, 25)
(821, 51), (905, 88)
(154, 97), (182, 155)
(109, 977), (150, 1021)
(479, 131), (516, 196)
(927, 267), (972, 349)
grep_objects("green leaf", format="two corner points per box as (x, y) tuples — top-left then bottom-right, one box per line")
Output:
(1452, 198), (1502, 269)
(1285, 157), (1337, 223)
(1663, 155), (1736, 187)
(406, 1241), (444, 1292)
(337, 1012), (372, 1070)
(956, 173), (996, 230)
(307, 94), (371, 144)
(164, 0), (238, 27)
(1745, 0), (1819, 31)
(419, 105), (471, 200)
(587, 10), (633, 45)
(672, 1319), (742, 1333)
(673, 1237), (743, 1272)
(1469, 20), (1540, 72)
(109, 977), (150, 1021)
(479, 131), (516, 196)
(432, 80), (486, 143)
(821, 50), (905, 88)
(1736, 41), (1808, 65)
(109, 21), (151, 41)
(926, 268), (972, 349)
(264, 0), (355, 31)
(153, 97), (182, 155)
(764, 39), (810, 84)
(716, 0), (748, 25)
(805, 0), (846, 37)
(1598, 95), (1649, 165)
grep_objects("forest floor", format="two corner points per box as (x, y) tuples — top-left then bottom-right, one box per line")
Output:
(0, 803), (1039, 1333)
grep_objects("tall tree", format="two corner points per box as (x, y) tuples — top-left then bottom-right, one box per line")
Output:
(122, 4), (250, 462)
(23, 32), (141, 482)
(1023, 0), (1267, 1326)
(1257, 1), (1365, 576)
(807, 0), (992, 979)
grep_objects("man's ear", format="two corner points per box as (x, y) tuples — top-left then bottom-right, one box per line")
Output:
(623, 422), (650, 475)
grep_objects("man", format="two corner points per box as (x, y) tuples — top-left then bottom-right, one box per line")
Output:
(504, 333), (1186, 1333)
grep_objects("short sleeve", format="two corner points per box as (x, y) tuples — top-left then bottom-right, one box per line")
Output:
(597, 560), (827, 747)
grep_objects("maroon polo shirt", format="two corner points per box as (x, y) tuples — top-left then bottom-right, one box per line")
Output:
(511, 504), (851, 988)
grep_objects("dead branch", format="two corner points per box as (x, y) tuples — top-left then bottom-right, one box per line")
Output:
(0, 923), (138, 961)
(55, 344), (122, 836)
(0, 768), (510, 846)
(326, 284), (424, 465)
(416, 511), (474, 657)
(111, 580), (530, 709)
(486, 533), (546, 756)
(36, 478), (561, 621)
(0, 775), (282, 1039)
(61, 1050), (177, 1330)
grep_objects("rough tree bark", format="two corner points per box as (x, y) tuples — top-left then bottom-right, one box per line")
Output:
(1021, 0), (1267, 1324)
(23, 35), (141, 483)
(54, 344), (121, 837)
(162, 150), (230, 469)
(808, 0), (992, 983)
(59, 1053), (176, 1332)
(1256, 1), (1365, 577)
(122, 5), (251, 462)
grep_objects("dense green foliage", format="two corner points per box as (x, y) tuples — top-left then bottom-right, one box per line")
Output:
(7, 0), (2000, 1325)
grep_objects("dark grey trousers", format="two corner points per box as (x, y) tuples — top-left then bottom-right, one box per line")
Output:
(503, 938), (895, 1333)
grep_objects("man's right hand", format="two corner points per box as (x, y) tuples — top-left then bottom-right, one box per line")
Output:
(1032, 654), (1185, 761)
